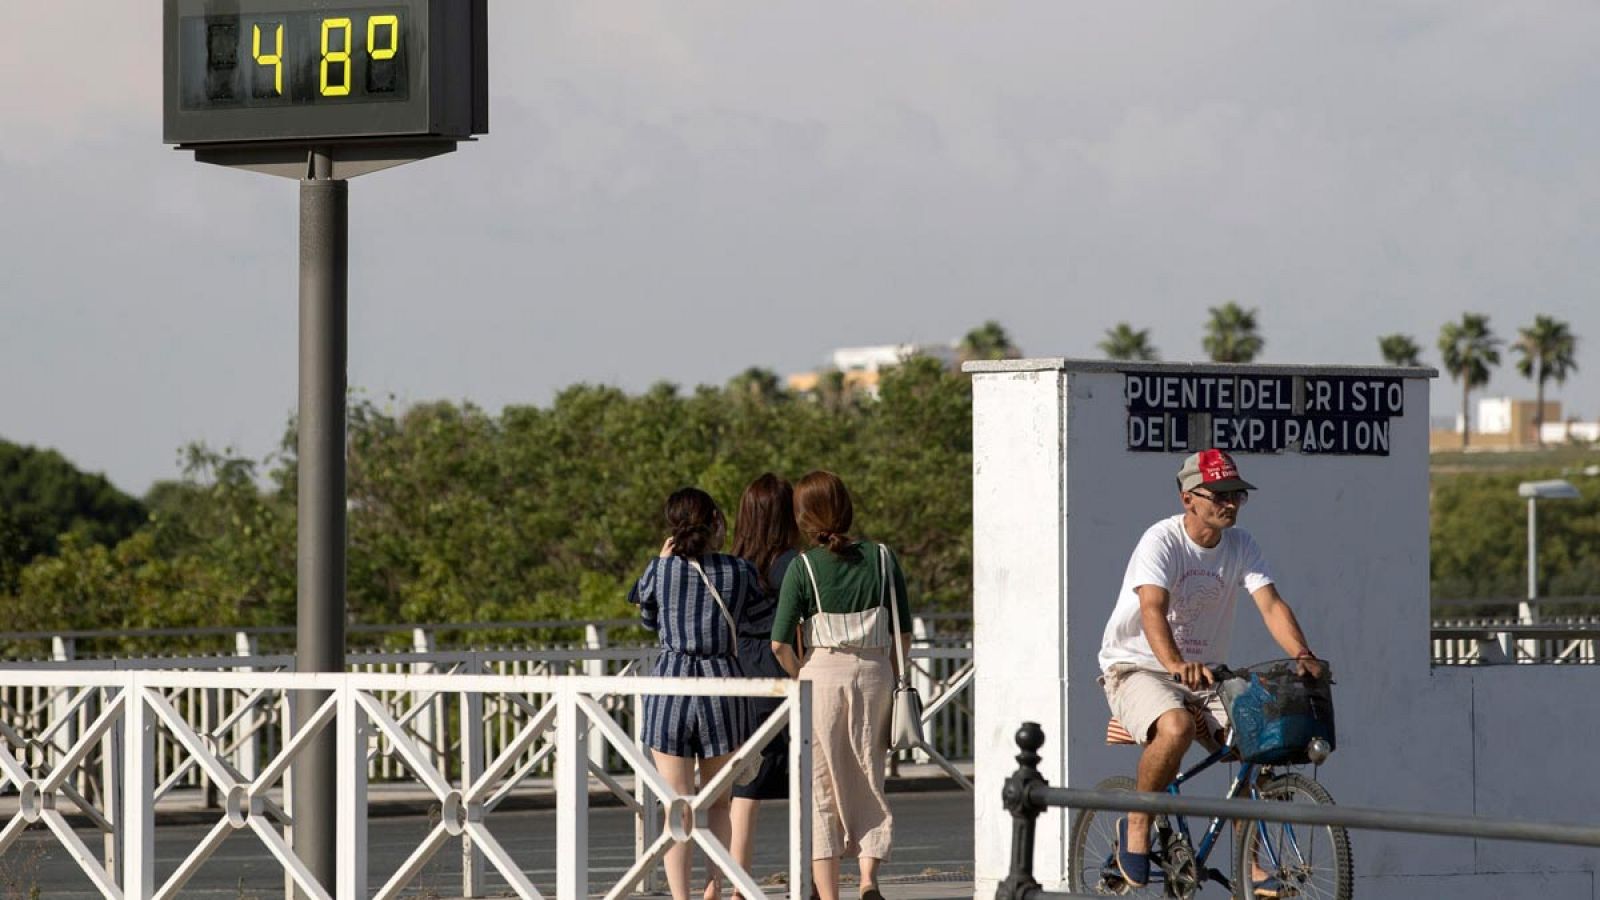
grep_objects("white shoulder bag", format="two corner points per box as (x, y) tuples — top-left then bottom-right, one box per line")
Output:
(881, 545), (925, 753)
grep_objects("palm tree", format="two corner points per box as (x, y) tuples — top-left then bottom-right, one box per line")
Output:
(958, 320), (1021, 362)
(1512, 316), (1579, 447)
(1099, 323), (1159, 361)
(1202, 302), (1263, 363)
(1437, 314), (1501, 448)
(727, 367), (786, 404)
(1377, 334), (1423, 367)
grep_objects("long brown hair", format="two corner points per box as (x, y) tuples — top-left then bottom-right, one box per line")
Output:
(665, 487), (721, 558)
(730, 473), (801, 592)
(794, 470), (855, 556)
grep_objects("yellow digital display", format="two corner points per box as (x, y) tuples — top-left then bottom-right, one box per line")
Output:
(178, 8), (409, 109)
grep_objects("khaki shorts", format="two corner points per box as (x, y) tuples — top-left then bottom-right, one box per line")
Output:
(1099, 664), (1228, 750)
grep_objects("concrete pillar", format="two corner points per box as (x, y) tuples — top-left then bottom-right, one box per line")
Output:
(967, 359), (1438, 896)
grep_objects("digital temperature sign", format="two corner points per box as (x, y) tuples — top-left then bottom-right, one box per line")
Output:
(164, 0), (486, 146)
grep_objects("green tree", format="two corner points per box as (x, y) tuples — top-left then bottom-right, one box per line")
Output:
(0, 440), (146, 570)
(1099, 323), (1159, 361)
(850, 355), (972, 606)
(1431, 468), (1600, 602)
(957, 320), (1021, 362)
(1512, 316), (1578, 447)
(1377, 334), (1423, 367)
(0, 360), (981, 644)
(4, 444), (293, 652)
(0, 509), (23, 597)
(1202, 302), (1264, 363)
(1438, 314), (1502, 448)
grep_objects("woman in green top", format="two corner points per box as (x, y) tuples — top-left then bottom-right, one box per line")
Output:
(770, 471), (912, 900)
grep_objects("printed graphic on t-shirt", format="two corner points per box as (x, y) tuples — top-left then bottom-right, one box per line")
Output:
(1171, 568), (1223, 655)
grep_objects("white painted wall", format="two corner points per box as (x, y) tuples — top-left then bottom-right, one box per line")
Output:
(970, 359), (1600, 900)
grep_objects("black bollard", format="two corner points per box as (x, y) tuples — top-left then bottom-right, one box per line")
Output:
(996, 722), (1049, 900)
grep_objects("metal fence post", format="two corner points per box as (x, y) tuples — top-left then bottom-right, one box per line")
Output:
(911, 616), (934, 764)
(556, 685), (589, 900)
(51, 637), (76, 775)
(460, 678), (486, 898)
(122, 677), (155, 900)
(337, 682), (369, 900)
(997, 722), (1048, 900)
(412, 627), (445, 776)
(235, 631), (261, 780)
(788, 680), (813, 900)
(584, 624), (609, 772)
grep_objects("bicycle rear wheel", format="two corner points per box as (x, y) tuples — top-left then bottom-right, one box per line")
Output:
(1068, 776), (1165, 897)
(1232, 771), (1352, 900)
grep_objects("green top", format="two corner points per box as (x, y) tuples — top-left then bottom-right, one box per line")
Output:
(769, 541), (912, 646)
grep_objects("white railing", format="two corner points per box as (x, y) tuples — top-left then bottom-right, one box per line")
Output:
(0, 629), (977, 798)
(1431, 620), (1600, 665)
(0, 670), (812, 900)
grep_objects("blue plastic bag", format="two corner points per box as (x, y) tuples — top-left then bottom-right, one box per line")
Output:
(1220, 662), (1336, 765)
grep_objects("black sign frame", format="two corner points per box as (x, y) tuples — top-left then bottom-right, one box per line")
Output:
(163, 0), (488, 146)
(1123, 373), (1406, 457)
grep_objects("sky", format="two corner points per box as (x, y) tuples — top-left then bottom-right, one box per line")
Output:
(4, 1), (1600, 495)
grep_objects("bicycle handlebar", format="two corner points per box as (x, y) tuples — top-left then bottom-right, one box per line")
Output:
(1170, 664), (1237, 683)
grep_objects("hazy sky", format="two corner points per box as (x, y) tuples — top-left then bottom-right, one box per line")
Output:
(5, 2), (1600, 494)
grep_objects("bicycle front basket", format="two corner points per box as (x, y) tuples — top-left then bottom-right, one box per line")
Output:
(1218, 660), (1336, 765)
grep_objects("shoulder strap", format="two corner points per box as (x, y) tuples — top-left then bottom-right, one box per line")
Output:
(798, 550), (823, 614)
(880, 544), (908, 684)
(797, 550), (831, 646)
(686, 559), (738, 646)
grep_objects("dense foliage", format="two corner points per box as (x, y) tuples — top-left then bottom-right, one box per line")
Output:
(0, 440), (147, 594)
(7, 354), (1598, 650)
(1431, 465), (1600, 606)
(0, 356), (972, 647)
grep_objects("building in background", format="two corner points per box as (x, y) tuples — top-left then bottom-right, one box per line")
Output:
(787, 342), (961, 399)
(1428, 396), (1597, 450)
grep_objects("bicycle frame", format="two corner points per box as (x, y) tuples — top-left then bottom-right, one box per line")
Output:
(1156, 751), (1318, 896)
(1166, 744), (1257, 869)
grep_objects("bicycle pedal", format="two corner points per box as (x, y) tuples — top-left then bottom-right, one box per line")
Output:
(1094, 874), (1131, 895)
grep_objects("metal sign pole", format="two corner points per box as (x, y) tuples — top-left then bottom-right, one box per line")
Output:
(293, 148), (347, 893)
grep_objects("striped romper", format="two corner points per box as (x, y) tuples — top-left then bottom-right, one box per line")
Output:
(630, 553), (773, 757)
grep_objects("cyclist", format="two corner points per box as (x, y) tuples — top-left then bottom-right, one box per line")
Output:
(1097, 449), (1318, 897)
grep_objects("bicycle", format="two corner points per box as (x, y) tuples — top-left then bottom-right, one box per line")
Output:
(1067, 662), (1353, 900)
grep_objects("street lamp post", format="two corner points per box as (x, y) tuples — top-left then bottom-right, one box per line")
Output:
(1511, 479), (1580, 661)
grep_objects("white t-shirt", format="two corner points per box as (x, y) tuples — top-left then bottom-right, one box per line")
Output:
(1098, 515), (1275, 672)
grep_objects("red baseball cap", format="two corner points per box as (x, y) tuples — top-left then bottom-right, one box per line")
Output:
(1177, 449), (1257, 493)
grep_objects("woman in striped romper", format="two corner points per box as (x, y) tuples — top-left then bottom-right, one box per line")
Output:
(630, 487), (772, 900)
(770, 471), (912, 900)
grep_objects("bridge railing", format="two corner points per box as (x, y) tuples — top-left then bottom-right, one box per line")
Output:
(0, 670), (813, 900)
(1430, 619), (1600, 665)
(995, 721), (1600, 899)
(0, 619), (976, 799)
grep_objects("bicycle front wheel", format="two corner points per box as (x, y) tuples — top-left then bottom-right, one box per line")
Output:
(1232, 771), (1353, 900)
(1068, 776), (1165, 897)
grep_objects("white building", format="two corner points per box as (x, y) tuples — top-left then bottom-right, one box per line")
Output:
(787, 342), (963, 398)
(830, 342), (960, 373)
